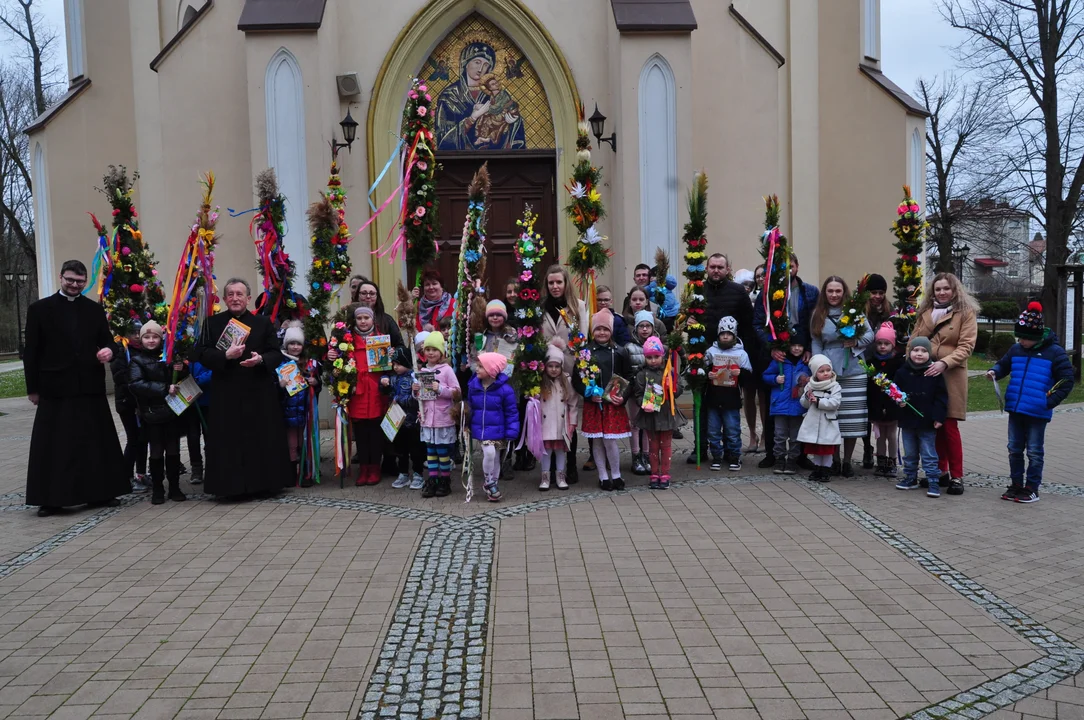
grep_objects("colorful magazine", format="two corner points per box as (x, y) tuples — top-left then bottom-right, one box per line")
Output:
(166, 376), (203, 416)
(365, 334), (392, 372)
(417, 371), (439, 400)
(276, 361), (309, 398)
(641, 382), (664, 413)
(381, 402), (407, 441)
(604, 375), (628, 404)
(215, 317), (251, 351)
(711, 354), (741, 387)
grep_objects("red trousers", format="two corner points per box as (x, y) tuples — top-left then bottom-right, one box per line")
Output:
(647, 430), (673, 478)
(935, 418), (964, 478)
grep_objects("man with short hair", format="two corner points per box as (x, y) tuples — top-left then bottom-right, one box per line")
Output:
(25, 260), (129, 516)
(190, 277), (293, 497)
(689, 253), (754, 465)
(622, 263), (653, 316)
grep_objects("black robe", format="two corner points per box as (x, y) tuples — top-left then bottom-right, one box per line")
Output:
(24, 292), (128, 507)
(189, 310), (292, 496)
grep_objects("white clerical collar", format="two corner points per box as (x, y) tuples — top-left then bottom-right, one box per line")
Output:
(58, 290), (78, 302)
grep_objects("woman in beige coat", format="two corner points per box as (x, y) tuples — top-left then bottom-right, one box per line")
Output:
(541, 265), (589, 482)
(911, 272), (978, 495)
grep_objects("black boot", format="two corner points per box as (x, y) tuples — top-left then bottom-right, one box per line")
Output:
(421, 475), (438, 498)
(291, 461), (300, 487)
(165, 456), (187, 502)
(862, 444), (875, 470)
(436, 476), (452, 497)
(523, 451), (536, 472)
(190, 461), (204, 485)
(149, 458), (166, 505)
(513, 449), (526, 471)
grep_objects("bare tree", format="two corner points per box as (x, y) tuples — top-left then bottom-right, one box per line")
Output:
(919, 75), (1004, 272)
(0, 0), (60, 283)
(940, 0), (1084, 325)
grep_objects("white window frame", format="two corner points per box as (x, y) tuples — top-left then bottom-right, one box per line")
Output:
(33, 143), (55, 297)
(909, 127), (923, 198)
(264, 47), (310, 274)
(638, 54), (679, 266)
(64, 0), (86, 80)
(862, 0), (880, 65)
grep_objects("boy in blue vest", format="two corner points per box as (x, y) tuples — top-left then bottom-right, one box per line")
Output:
(987, 302), (1074, 503)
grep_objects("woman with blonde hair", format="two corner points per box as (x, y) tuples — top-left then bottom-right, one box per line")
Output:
(911, 272), (978, 495)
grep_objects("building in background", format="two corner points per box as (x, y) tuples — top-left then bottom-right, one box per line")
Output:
(929, 198), (1038, 296)
(27, 0), (925, 306)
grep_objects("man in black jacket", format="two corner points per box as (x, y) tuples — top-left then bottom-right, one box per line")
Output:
(689, 254), (754, 464)
(25, 260), (129, 516)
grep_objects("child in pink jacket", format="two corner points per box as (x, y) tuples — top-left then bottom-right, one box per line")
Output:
(414, 332), (460, 499)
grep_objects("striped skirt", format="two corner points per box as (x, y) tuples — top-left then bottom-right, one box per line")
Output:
(837, 375), (869, 439)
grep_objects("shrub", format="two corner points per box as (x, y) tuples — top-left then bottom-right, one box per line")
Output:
(975, 329), (991, 354)
(988, 332), (1016, 360)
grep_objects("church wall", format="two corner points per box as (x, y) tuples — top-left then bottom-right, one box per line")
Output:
(690, 0), (784, 276)
(817, 0), (910, 290)
(154, 0), (254, 296)
(32, 0), (138, 295)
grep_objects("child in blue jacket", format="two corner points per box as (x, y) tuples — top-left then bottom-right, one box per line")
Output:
(762, 341), (810, 475)
(650, 274), (680, 333)
(383, 346), (425, 490)
(467, 352), (521, 502)
(987, 302), (1074, 503)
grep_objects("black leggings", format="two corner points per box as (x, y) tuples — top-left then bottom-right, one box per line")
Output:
(393, 424), (426, 475)
(119, 410), (147, 477)
(144, 419), (181, 460)
(353, 418), (385, 466)
(185, 407), (204, 467)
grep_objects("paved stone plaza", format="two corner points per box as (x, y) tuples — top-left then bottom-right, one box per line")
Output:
(1, 396), (1084, 719)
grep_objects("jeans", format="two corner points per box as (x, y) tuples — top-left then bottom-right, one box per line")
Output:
(1007, 412), (1047, 487)
(901, 428), (939, 483)
(707, 407), (742, 460)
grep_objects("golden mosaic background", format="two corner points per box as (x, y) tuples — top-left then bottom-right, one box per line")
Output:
(418, 13), (555, 149)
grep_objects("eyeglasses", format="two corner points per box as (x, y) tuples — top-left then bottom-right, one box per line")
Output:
(61, 276), (87, 285)
(358, 290), (378, 297)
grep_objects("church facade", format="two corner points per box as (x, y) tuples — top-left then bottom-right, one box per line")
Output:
(28, 0), (926, 306)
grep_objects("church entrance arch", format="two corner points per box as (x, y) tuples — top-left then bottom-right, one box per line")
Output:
(366, 0), (579, 300)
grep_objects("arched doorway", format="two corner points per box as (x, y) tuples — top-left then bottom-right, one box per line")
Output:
(366, 0), (580, 301)
(421, 12), (558, 293)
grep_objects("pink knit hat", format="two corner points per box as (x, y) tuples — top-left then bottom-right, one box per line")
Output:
(590, 311), (613, 333)
(874, 321), (897, 344)
(477, 352), (508, 377)
(643, 336), (665, 357)
(545, 343), (565, 365)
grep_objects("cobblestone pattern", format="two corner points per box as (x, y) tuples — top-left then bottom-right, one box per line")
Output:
(0, 494), (142, 577)
(802, 478), (1084, 719)
(357, 523), (493, 720)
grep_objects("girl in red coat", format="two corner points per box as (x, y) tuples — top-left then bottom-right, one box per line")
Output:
(329, 305), (389, 486)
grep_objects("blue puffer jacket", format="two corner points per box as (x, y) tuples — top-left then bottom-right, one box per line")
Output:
(467, 374), (521, 442)
(191, 361), (212, 408)
(277, 358), (321, 429)
(762, 355), (810, 417)
(992, 330), (1074, 421)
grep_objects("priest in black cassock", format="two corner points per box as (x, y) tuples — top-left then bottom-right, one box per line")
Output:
(189, 277), (292, 497)
(25, 260), (129, 516)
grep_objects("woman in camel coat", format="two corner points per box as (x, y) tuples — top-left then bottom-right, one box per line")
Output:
(911, 272), (978, 495)
(541, 264), (589, 481)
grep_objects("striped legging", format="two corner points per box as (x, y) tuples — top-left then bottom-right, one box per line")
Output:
(426, 443), (454, 479)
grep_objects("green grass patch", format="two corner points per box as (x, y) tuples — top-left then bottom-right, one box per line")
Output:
(0, 370), (26, 399)
(968, 373), (1084, 413)
(967, 356), (994, 372)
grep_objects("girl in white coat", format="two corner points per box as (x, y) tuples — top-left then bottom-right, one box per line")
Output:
(539, 342), (576, 491)
(797, 354), (843, 483)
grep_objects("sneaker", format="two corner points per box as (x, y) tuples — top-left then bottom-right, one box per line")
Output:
(409, 473), (425, 490)
(758, 455), (776, 469)
(782, 460), (797, 476)
(612, 477), (626, 491)
(131, 476), (150, 493)
(1002, 484), (1023, 501)
(632, 454), (648, 476)
(946, 478), (965, 496)
(649, 476), (660, 490)
(484, 482), (502, 502)
(728, 459), (742, 472)
(710, 459), (722, 471)
(1015, 487), (1040, 503)
(392, 473), (411, 489)
(927, 483), (941, 498)
(896, 477), (919, 490)
(773, 460), (788, 475)
(659, 475), (670, 490)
